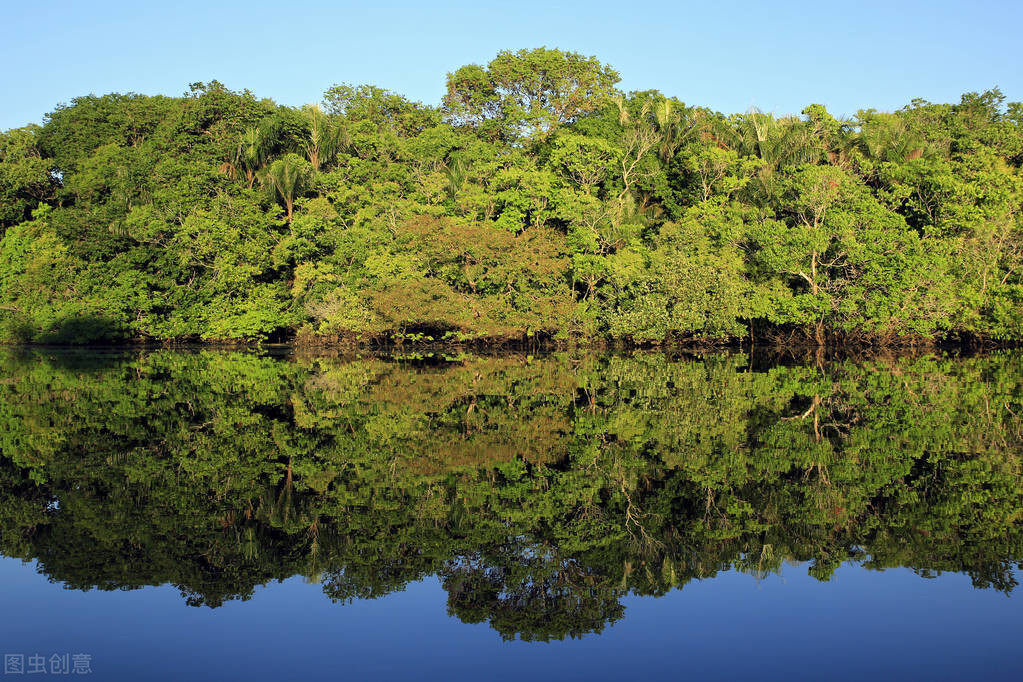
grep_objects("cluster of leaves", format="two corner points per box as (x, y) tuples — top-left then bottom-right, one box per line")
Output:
(1, 51), (1021, 345)
(0, 348), (1020, 640)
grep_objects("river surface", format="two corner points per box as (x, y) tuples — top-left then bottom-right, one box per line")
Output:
(0, 348), (1020, 680)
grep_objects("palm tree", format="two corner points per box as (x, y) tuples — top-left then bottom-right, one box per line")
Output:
(263, 153), (314, 224)
(712, 109), (824, 199)
(848, 113), (940, 165)
(442, 155), (468, 200)
(235, 126), (270, 189)
(236, 127), (268, 189)
(799, 104), (859, 169)
(724, 110), (822, 168)
(302, 104), (344, 171)
(650, 98), (702, 163)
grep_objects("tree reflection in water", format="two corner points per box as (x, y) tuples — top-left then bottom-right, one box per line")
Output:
(0, 349), (1020, 640)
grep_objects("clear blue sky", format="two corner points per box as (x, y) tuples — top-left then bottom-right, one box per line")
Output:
(2, 0), (1021, 130)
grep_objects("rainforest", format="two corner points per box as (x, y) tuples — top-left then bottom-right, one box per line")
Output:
(1, 48), (1021, 347)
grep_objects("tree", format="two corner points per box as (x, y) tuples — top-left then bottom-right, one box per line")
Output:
(301, 104), (342, 172)
(0, 126), (54, 231)
(444, 48), (620, 141)
(0, 350), (1020, 635)
(323, 83), (437, 138)
(715, 110), (822, 199)
(233, 126), (269, 188)
(550, 133), (619, 195)
(0, 54), (1021, 346)
(263, 153), (314, 224)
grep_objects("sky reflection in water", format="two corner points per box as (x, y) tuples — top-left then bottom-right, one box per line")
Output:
(0, 349), (1020, 680)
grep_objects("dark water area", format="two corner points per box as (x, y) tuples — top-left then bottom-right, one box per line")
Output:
(0, 348), (1021, 680)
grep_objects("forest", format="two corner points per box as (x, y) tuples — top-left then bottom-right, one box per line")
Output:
(1, 349), (1020, 640)
(1, 48), (1021, 346)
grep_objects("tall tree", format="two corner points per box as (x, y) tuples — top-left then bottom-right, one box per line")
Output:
(263, 153), (313, 224)
(444, 48), (620, 141)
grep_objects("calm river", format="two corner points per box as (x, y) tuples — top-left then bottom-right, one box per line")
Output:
(0, 348), (1020, 680)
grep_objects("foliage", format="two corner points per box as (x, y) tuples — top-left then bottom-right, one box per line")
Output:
(0, 349), (1020, 639)
(1, 55), (1021, 346)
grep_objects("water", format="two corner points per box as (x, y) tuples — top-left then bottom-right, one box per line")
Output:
(0, 348), (1020, 680)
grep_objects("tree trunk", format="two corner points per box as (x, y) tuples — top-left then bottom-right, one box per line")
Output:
(810, 250), (819, 296)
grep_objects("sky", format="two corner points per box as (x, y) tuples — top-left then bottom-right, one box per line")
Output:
(2, 0), (1021, 130)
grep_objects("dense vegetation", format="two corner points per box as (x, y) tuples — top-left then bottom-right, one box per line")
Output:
(1, 48), (1021, 345)
(1, 349), (1020, 640)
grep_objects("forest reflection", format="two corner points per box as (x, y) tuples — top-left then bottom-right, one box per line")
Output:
(0, 349), (1020, 641)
